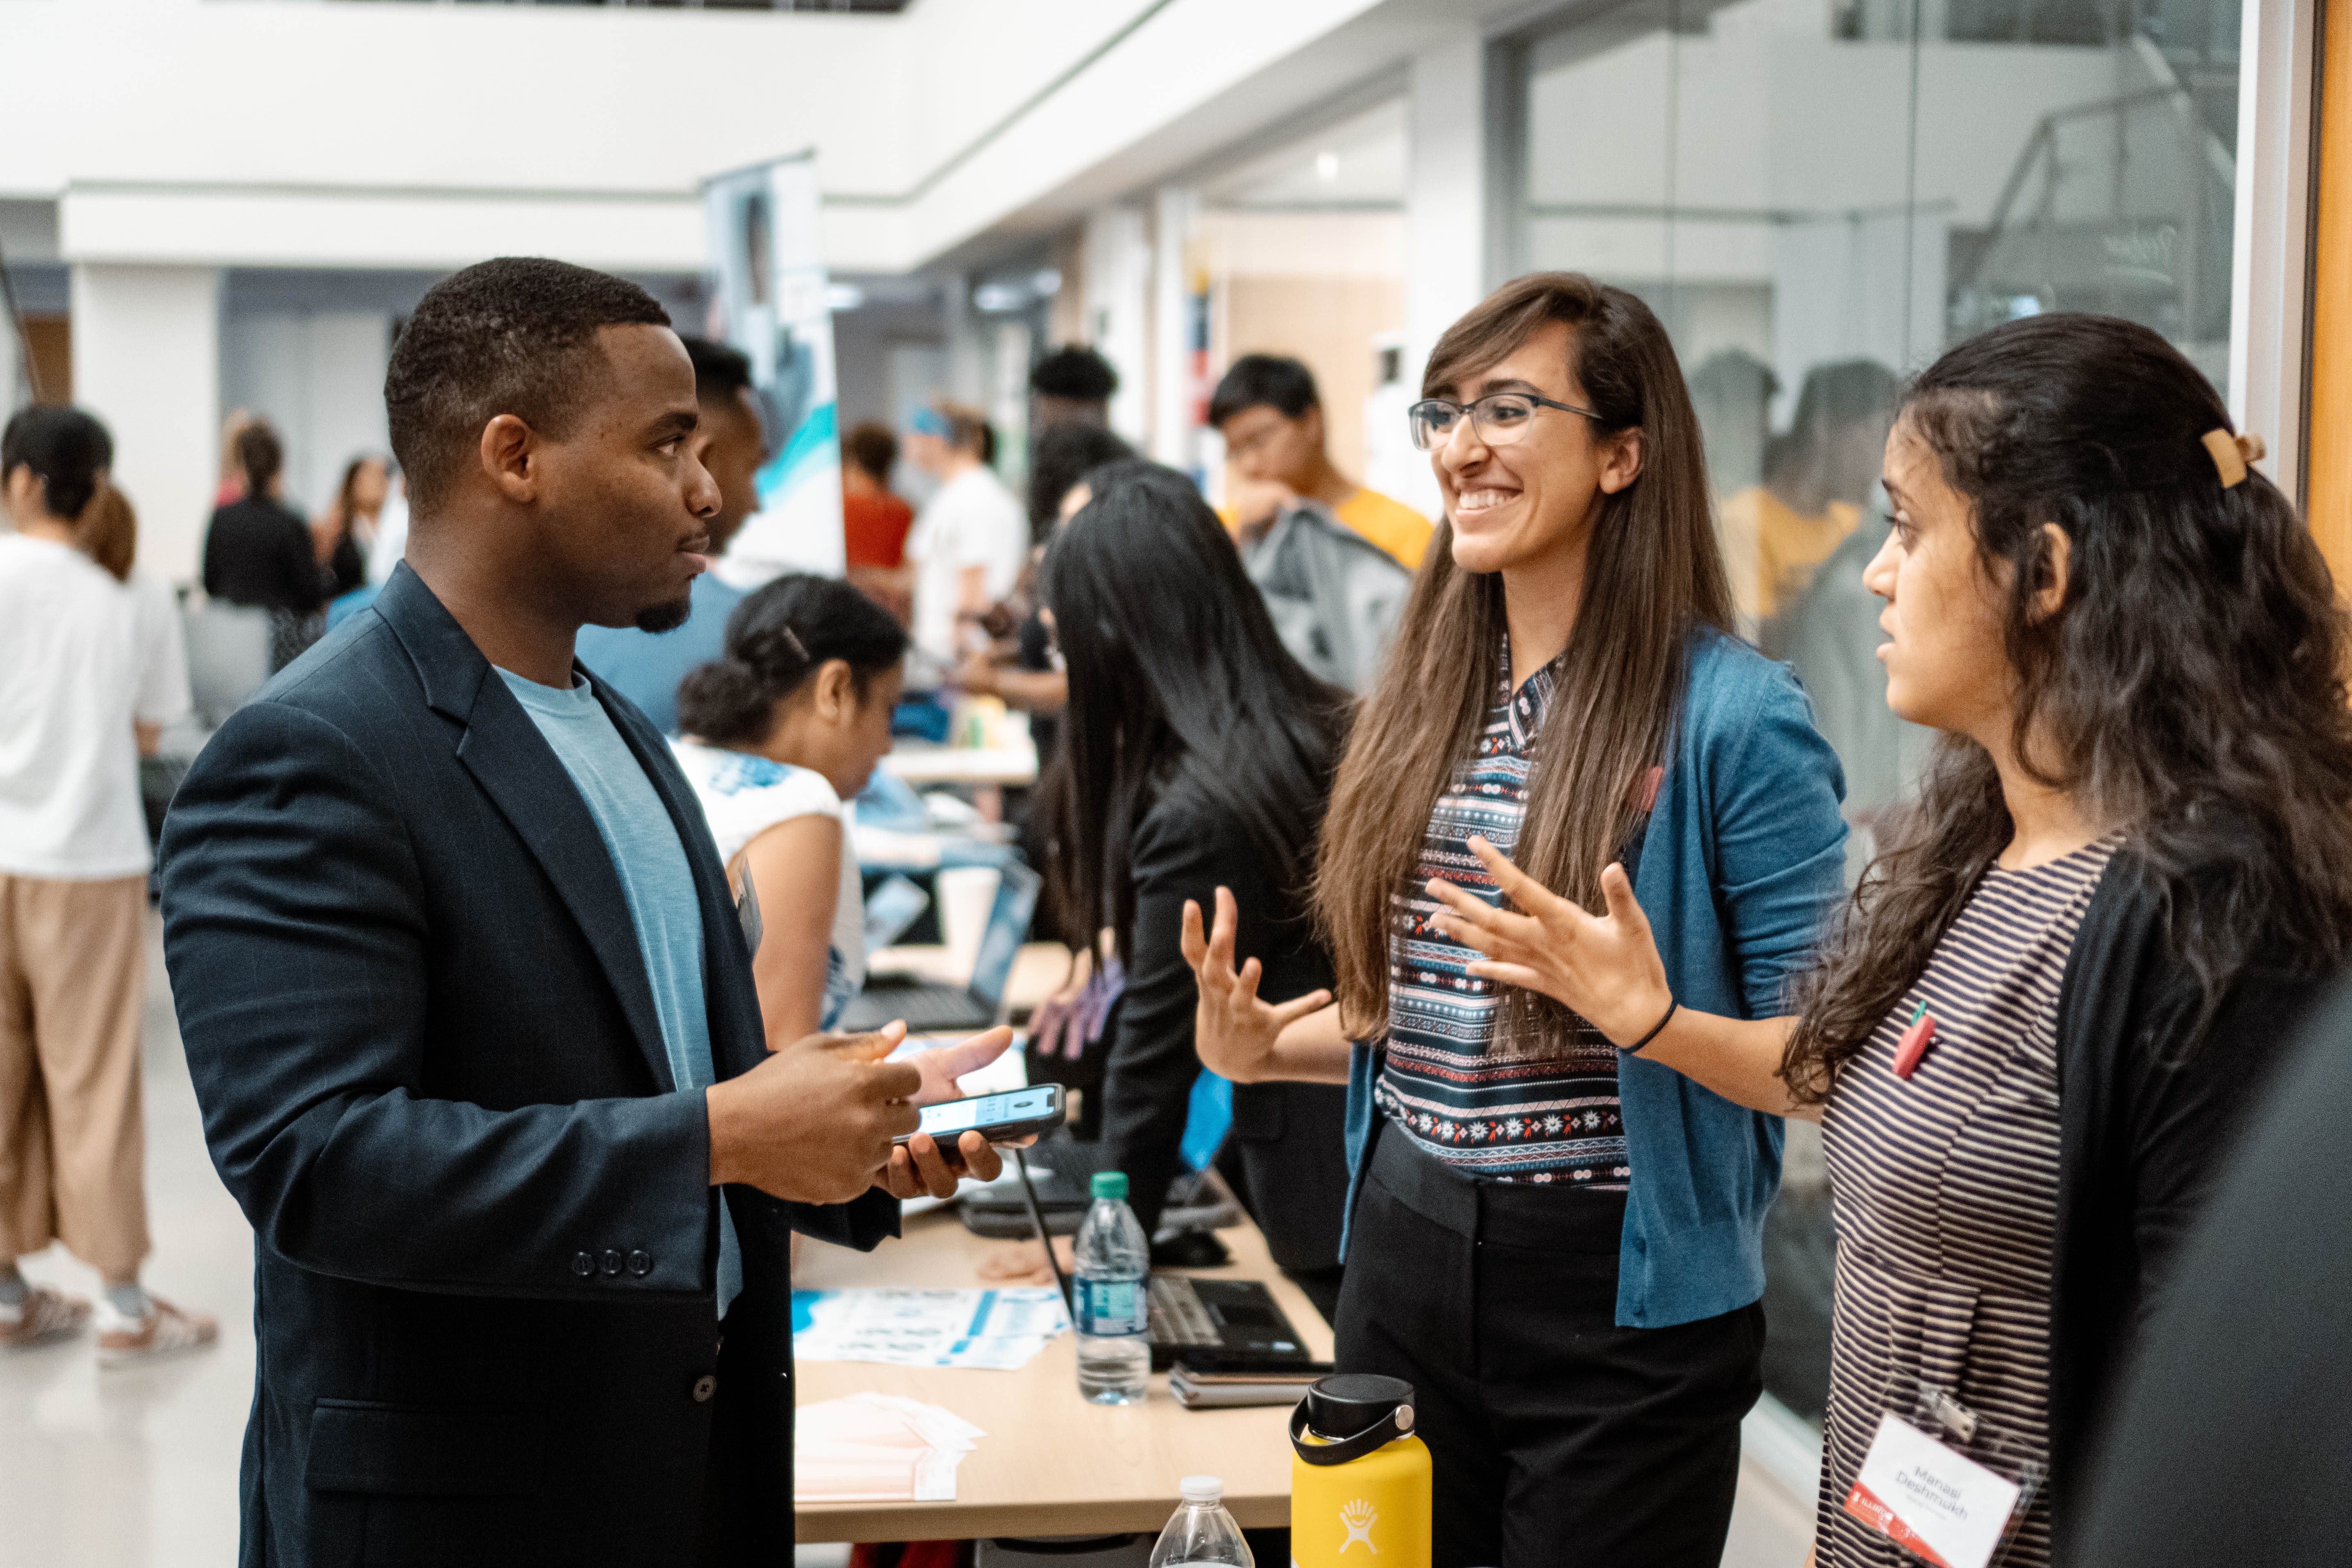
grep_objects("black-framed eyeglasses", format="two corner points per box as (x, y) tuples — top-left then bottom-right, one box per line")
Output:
(1407, 392), (1602, 452)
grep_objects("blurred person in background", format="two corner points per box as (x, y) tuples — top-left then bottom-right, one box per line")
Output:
(576, 336), (764, 734)
(841, 420), (913, 623)
(214, 409), (252, 508)
(202, 419), (329, 670)
(1043, 462), (1356, 1315)
(902, 399), (1024, 671)
(81, 484), (197, 843)
(1211, 353), (1432, 570)
(0, 406), (210, 1362)
(957, 424), (1135, 737)
(366, 468), (411, 589)
(311, 453), (392, 600)
(673, 577), (908, 1043)
(1029, 343), (1118, 431)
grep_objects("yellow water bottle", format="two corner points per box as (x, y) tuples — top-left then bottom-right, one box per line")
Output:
(1289, 1374), (1431, 1568)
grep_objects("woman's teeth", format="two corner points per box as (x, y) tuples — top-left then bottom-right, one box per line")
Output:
(1457, 489), (1513, 510)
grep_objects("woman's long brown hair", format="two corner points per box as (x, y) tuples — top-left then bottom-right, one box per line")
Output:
(1782, 314), (2352, 1101)
(1313, 273), (1734, 1053)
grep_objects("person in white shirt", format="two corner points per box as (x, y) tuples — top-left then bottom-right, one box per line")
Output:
(671, 574), (907, 1045)
(0, 407), (213, 1363)
(902, 401), (1026, 670)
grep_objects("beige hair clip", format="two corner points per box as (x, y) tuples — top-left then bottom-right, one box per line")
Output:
(2202, 428), (2268, 489)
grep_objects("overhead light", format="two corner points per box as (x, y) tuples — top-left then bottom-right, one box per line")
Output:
(1315, 151), (1340, 183)
(974, 282), (1029, 313)
(1031, 268), (1063, 297)
(824, 283), (866, 312)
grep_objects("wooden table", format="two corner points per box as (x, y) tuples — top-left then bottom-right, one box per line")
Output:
(792, 1208), (1330, 1542)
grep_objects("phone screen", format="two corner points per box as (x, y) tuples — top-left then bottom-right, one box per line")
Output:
(918, 1087), (1054, 1138)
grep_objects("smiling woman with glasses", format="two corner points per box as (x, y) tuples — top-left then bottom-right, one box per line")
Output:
(1182, 271), (1850, 1566)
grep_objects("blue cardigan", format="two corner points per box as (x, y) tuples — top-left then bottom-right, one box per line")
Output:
(1341, 625), (1849, 1329)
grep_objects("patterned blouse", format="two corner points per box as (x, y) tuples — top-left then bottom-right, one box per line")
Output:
(1371, 639), (1631, 1187)
(1816, 836), (2120, 1568)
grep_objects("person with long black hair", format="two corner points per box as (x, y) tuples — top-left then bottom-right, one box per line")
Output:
(1428, 314), (2352, 1563)
(1185, 273), (1851, 1565)
(1040, 462), (1355, 1310)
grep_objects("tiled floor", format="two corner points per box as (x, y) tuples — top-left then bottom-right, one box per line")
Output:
(1, 914), (1816, 1566)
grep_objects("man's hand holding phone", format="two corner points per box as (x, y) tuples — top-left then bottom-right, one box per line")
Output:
(879, 1025), (1026, 1202)
(706, 1022), (922, 1204)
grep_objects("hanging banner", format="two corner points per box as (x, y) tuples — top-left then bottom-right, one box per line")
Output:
(703, 151), (845, 582)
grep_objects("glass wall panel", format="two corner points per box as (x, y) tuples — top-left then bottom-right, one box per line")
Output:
(1509, 0), (2242, 1422)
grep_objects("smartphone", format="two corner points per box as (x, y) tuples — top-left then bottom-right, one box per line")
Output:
(895, 1084), (1065, 1148)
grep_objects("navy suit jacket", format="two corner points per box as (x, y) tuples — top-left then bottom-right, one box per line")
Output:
(161, 564), (895, 1568)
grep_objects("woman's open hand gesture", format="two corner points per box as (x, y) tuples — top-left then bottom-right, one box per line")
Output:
(1180, 886), (1332, 1083)
(1426, 836), (1674, 1049)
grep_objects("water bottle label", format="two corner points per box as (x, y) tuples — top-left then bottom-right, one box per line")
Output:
(1075, 1277), (1147, 1336)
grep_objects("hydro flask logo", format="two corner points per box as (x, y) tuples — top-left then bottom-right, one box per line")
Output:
(1340, 1498), (1379, 1553)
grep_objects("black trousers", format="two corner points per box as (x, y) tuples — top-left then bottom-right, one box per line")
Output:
(1334, 1127), (1765, 1568)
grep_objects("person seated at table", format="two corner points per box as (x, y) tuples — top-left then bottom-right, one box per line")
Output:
(673, 575), (906, 1042)
(1040, 461), (1355, 1315)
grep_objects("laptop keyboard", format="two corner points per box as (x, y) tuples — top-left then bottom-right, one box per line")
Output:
(1147, 1276), (1221, 1346)
(862, 984), (988, 1031)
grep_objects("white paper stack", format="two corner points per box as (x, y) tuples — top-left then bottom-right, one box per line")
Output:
(791, 1287), (1070, 1371)
(795, 1394), (988, 1503)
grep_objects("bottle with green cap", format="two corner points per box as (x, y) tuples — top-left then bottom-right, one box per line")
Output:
(1074, 1169), (1151, 1404)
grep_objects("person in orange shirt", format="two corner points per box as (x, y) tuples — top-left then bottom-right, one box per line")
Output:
(841, 421), (914, 624)
(1210, 354), (1432, 570)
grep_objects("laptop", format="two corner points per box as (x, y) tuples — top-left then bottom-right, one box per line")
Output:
(837, 862), (1042, 1033)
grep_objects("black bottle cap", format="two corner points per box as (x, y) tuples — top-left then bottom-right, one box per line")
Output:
(1304, 1373), (1413, 1441)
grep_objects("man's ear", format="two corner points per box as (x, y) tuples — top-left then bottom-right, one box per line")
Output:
(479, 415), (540, 504)
(1599, 428), (1645, 496)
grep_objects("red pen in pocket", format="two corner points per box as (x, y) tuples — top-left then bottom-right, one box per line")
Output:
(1893, 999), (1937, 1079)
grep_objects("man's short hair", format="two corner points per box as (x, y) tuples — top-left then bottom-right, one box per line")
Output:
(680, 335), (755, 409)
(1029, 344), (1119, 403)
(385, 258), (671, 512)
(0, 405), (113, 522)
(1208, 354), (1321, 429)
(844, 421), (898, 482)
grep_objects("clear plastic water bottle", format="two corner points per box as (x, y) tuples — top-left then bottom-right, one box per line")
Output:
(1073, 1169), (1151, 1405)
(1147, 1475), (1255, 1568)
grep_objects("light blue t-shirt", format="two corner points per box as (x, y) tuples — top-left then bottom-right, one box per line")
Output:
(498, 667), (739, 1313)
(573, 574), (746, 736)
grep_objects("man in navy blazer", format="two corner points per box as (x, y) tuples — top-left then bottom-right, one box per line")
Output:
(161, 258), (1005, 1567)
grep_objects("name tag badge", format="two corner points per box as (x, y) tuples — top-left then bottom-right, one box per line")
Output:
(1843, 1411), (2025, 1568)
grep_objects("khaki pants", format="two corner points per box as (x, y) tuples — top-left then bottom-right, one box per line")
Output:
(0, 874), (150, 1276)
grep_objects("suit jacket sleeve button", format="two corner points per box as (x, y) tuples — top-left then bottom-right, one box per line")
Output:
(571, 1252), (596, 1278)
(693, 1375), (717, 1403)
(601, 1249), (623, 1276)
(628, 1249), (653, 1277)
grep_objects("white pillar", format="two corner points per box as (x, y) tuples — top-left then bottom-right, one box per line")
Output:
(71, 264), (220, 585)
(1082, 204), (1151, 448)
(1405, 33), (1490, 398)
(2227, 0), (2318, 503)
(1149, 185), (1200, 470)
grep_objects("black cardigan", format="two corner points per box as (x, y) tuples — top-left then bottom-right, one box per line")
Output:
(2047, 847), (2328, 1521)
(1099, 782), (1351, 1272)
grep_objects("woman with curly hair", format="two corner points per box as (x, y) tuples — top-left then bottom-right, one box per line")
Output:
(1427, 313), (2352, 1564)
